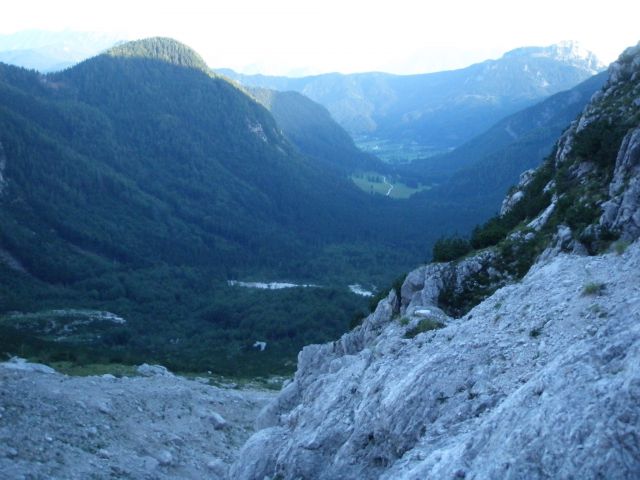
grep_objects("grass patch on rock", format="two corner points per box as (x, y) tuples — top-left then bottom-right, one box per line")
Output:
(404, 318), (445, 339)
(582, 282), (605, 296)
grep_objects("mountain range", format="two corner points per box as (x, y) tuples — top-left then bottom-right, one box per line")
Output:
(3, 33), (639, 480)
(0, 37), (391, 375)
(1, 40), (636, 480)
(220, 42), (604, 152)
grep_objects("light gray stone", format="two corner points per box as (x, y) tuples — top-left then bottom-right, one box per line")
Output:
(500, 169), (535, 215)
(231, 241), (640, 479)
(2, 357), (56, 374)
(209, 411), (228, 430)
(400, 249), (507, 316)
(155, 449), (173, 466)
(0, 358), (275, 479)
(600, 127), (640, 240)
(206, 458), (229, 477)
(136, 363), (174, 377)
(526, 199), (556, 230)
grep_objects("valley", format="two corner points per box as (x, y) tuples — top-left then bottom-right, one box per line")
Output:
(221, 42), (603, 155)
(0, 37), (624, 382)
(227, 280), (374, 297)
(350, 171), (431, 198)
(354, 136), (445, 164)
(0, 9), (638, 477)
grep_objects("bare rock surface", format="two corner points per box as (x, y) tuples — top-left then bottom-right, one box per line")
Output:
(230, 241), (640, 479)
(0, 362), (275, 479)
(601, 127), (640, 239)
(500, 169), (535, 215)
(401, 249), (509, 316)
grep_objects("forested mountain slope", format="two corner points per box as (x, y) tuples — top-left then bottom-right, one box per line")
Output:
(248, 87), (385, 173)
(402, 71), (608, 215)
(0, 38), (484, 376)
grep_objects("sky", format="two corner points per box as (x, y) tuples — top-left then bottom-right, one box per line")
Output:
(1, 0), (638, 76)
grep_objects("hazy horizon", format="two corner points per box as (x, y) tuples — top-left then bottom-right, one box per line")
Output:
(1, 0), (638, 76)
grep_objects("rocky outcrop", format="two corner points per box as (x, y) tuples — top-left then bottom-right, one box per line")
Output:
(500, 169), (535, 215)
(604, 43), (640, 88)
(575, 43), (640, 135)
(536, 42), (640, 253)
(400, 249), (509, 317)
(231, 241), (640, 480)
(537, 224), (589, 263)
(600, 127), (640, 239)
(136, 363), (174, 377)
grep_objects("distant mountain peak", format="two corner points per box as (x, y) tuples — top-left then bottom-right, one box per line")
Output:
(502, 41), (605, 74)
(104, 37), (210, 73)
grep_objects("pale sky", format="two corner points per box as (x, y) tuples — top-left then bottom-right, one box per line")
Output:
(1, 0), (638, 76)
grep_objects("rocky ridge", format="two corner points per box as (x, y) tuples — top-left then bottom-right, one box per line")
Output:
(231, 239), (640, 480)
(446, 41), (640, 316)
(506, 41), (604, 74)
(229, 44), (640, 479)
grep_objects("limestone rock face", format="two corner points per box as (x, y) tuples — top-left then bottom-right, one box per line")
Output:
(400, 250), (507, 316)
(607, 43), (640, 85)
(544, 42), (640, 253)
(575, 43), (640, 137)
(537, 224), (588, 263)
(231, 242), (640, 480)
(1, 357), (56, 374)
(600, 127), (640, 239)
(500, 169), (535, 215)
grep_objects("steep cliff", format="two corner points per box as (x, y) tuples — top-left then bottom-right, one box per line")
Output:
(230, 44), (640, 480)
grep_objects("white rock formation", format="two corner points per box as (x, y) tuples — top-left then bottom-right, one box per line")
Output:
(230, 241), (640, 479)
(136, 363), (174, 377)
(400, 249), (507, 316)
(600, 127), (640, 239)
(500, 169), (535, 215)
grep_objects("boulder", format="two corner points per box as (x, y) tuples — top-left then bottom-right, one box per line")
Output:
(136, 363), (174, 377)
